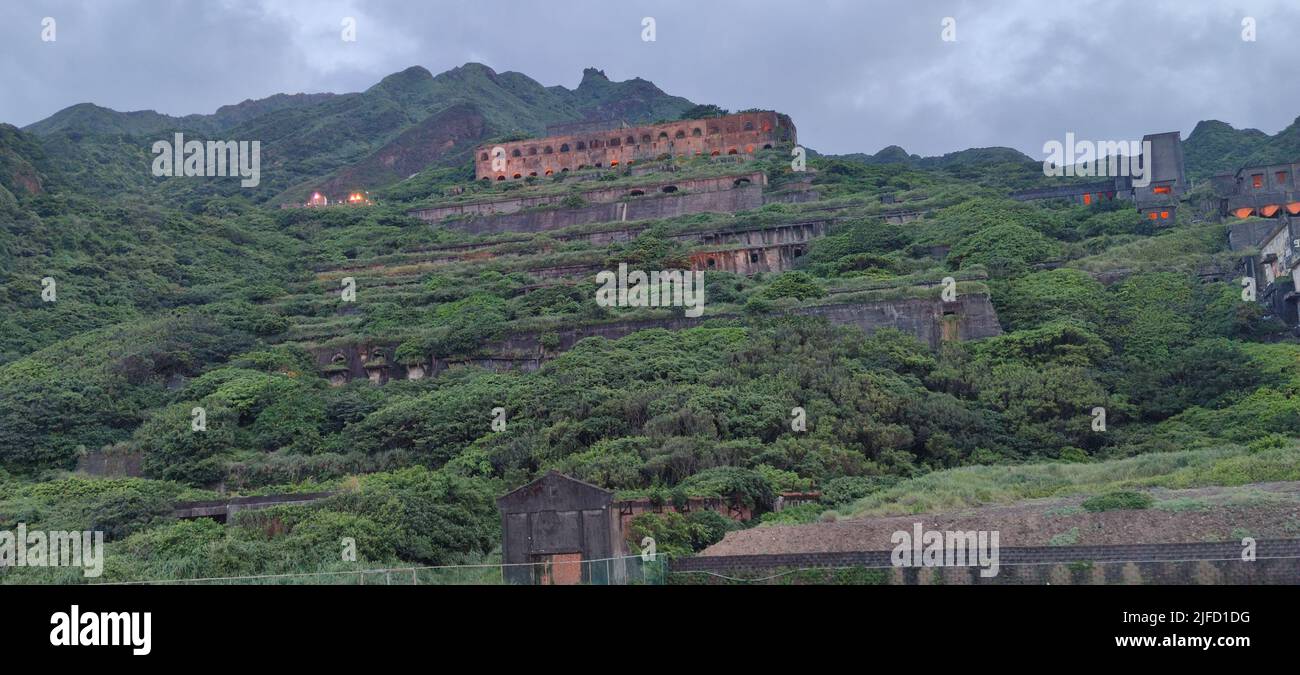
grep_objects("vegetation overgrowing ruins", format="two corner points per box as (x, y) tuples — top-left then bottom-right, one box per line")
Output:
(2, 63), (1299, 583)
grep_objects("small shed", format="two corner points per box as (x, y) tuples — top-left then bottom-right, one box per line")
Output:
(497, 471), (627, 585)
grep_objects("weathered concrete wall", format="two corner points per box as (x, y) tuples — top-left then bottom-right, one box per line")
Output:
(409, 171), (766, 223)
(1011, 179), (1125, 204)
(76, 450), (144, 478)
(689, 242), (808, 275)
(173, 491), (338, 521)
(310, 294), (1002, 384)
(437, 184), (765, 235)
(475, 111), (795, 180)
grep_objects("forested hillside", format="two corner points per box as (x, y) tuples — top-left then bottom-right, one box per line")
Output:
(2, 63), (1299, 582)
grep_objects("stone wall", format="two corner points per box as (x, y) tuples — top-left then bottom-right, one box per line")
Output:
(669, 539), (1300, 585)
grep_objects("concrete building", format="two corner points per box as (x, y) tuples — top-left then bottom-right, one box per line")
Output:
(474, 111), (795, 181)
(1010, 131), (1187, 224)
(1131, 131), (1187, 222)
(1213, 161), (1300, 221)
(1228, 217), (1300, 327)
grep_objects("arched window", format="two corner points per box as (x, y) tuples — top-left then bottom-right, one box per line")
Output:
(629, 189), (645, 196)
(626, 135), (636, 145)
(576, 141), (586, 150)
(528, 172), (537, 177)
(727, 149), (738, 155)
(743, 121), (755, 131)
(560, 143), (570, 152)
(675, 130), (686, 139)
(641, 134), (652, 144)
(543, 146), (553, 154)
(560, 167), (569, 172)
(762, 144), (773, 150)
(710, 150), (720, 156)
(496, 175), (505, 181)
(658, 131), (669, 140)
(512, 173), (521, 179)
(661, 185), (678, 193)
(511, 148), (521, 157)
(479, 152), (488, 161)
(692, 128), (702, 137)
(609, 137), (620, 147)
(527, 146), (537, 156)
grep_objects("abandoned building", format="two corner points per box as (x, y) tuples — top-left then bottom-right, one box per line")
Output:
(1213, 161), (1300, 221)
(474, 111), (796, 181)
(496, 471), (628, 585)
(1229, 216), (1300, 327)
(1216, 159), (1300, 328)
(1011, 131), (1187, 223)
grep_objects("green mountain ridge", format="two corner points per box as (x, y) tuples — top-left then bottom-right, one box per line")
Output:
(15, 63), (697, 204)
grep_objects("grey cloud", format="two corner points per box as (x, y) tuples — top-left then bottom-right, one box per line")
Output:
(3, 0), (1298, 158)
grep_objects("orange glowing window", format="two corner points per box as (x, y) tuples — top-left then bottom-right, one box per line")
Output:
(1233, 207), (1255, 219)
(746, 145), (754, 153)
(1152, 185), (1171, 194)
(348, 192), (364, 203)
(1253, 174), (1264, 189)
(1261, 204), (1280, 217)
(1083, 194), (1092, 205)
(1287, 202), (1300, 215)
(544, 169), (553, 176)
(1160, 211), (1170, 219)
(1148, 212), (1158, 220)
(1278, 171), (1289, 184)
(609, 160), (619, 166)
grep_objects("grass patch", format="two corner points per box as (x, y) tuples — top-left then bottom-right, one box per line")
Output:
(838, 442), (1300, 518)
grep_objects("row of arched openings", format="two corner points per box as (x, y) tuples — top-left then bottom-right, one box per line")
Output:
(480, 120), (766, 161)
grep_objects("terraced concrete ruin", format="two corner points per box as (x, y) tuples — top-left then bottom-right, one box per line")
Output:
(274, 114), (1008, 384)
(308, 293), (1002, 386)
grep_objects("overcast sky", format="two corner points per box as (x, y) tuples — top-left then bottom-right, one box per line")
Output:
(4, 0), (1299, 157)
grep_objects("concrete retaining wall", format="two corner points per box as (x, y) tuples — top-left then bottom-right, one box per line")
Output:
(670, 539), (1300, 585)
